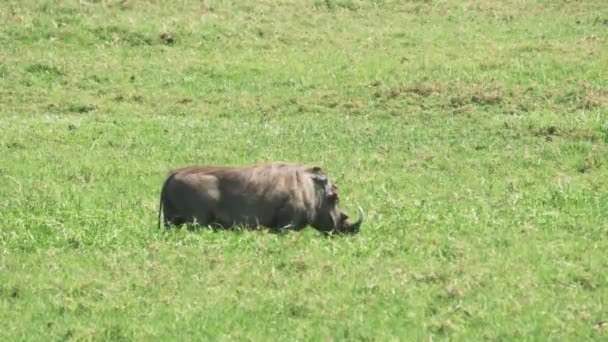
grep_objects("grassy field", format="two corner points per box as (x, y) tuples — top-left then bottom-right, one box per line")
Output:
(1, 0), (608, 340)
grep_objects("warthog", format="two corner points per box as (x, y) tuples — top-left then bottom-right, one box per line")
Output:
(158, 162), (364, 234)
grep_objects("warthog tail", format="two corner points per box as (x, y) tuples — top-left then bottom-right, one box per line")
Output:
(158, 171), (178, 229)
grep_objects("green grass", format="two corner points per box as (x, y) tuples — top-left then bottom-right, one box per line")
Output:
(1, 0), (608, 340)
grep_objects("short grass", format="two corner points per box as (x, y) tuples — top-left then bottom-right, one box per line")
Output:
(1, 0), (608, 340)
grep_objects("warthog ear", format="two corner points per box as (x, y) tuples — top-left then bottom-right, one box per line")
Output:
(309, 166), (323, 173)
(308, 166), (328, 184)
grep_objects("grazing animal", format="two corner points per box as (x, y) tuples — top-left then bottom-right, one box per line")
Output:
(158, 162), (364, 234)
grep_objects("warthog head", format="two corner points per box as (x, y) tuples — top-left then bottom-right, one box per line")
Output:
(309, 167), (364, 234)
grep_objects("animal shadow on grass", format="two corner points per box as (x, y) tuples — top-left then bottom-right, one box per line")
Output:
(162, 223), (353, 238)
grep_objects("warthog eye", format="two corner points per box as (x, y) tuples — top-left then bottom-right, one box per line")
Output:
(328, 193), (338, 203)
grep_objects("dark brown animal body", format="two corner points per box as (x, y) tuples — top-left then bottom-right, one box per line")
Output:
(158, 163), (364, 234)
